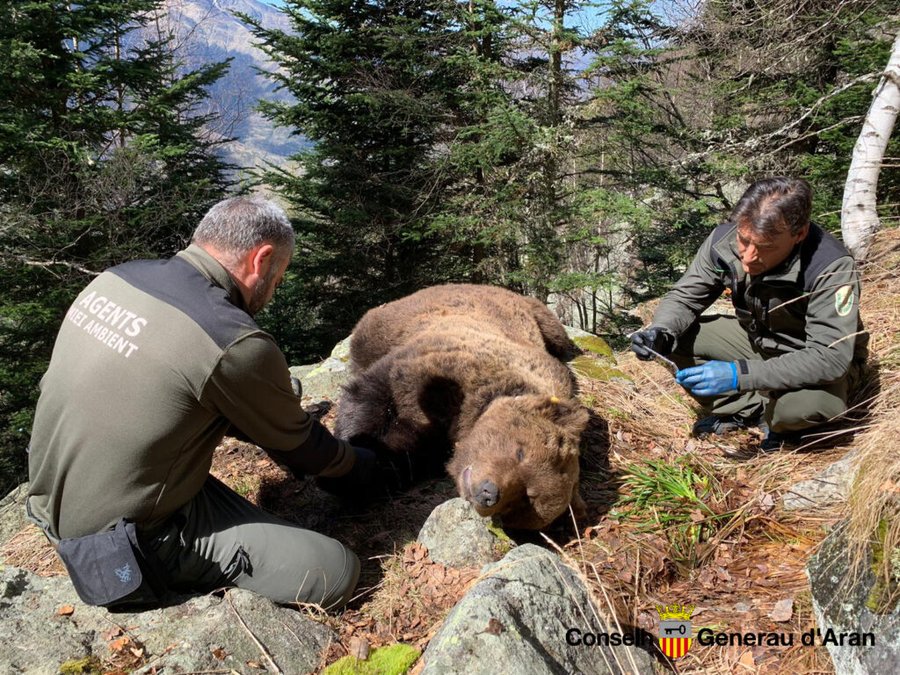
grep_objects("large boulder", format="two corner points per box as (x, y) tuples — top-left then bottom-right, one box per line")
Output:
(290, 336), (353, 404)
(782, 452), (857, 511)
(422, 544), (656, 674)
(0, 566), (336, 674)
(807, 523), (900, 674)
(0, 482), (28, 546)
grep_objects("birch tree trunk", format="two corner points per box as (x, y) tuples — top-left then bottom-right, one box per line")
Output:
(841, 31), (900, 262)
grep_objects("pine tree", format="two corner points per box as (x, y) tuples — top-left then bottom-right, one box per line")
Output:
(682, 0), (900, 231)
(242, 0), (480, 359)
(0, 0), (232, 491)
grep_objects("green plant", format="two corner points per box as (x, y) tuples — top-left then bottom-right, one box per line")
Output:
(612, 456), (738, 572)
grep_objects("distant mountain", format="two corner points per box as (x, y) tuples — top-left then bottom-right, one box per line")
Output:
(155, 0), (308, 171)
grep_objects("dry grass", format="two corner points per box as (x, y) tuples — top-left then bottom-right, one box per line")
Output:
(0, 522), (64, 575)
(845, 227), (900, 609)
(570, 351), (851, 673)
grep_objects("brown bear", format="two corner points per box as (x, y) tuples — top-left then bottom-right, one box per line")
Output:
(334, 284), (589, 530)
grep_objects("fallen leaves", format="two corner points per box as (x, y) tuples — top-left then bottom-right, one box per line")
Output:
(769, 598), (794, 622)
(484, 618), (504, 636)
(103, 631), (147, 672)
(332, 541), (478, 662)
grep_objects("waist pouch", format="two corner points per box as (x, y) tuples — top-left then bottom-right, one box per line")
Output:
(56, 518), (163, 609)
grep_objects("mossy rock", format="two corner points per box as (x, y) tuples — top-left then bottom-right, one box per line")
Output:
(573, 335), (614, 360)
(487, 520), (516, 557)
(570, 355), (630, 382)
(866, 519), (900, 613)
(323, 644), (420, 675)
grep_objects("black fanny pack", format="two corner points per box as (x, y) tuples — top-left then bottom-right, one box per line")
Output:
(56, 518), (163, 609)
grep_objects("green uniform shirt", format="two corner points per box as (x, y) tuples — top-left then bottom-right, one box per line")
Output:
(27, 245), (354, 539)
(651, 223), (868, 392)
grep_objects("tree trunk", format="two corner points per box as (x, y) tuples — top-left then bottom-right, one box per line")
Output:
(841, 31), (900, 261)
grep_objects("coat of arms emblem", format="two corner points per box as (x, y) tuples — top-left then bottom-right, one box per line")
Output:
(656, 603), (694, 658)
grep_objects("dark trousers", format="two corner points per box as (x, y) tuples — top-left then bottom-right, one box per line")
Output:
(671, 315), (858, 433)
(145, 476), (359, 608)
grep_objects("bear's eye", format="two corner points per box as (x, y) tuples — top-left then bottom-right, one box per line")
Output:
(516, 446), (525, 462)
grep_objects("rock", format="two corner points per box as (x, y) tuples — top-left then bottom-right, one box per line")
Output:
(571, 333), (615, 360)
(570, 355), (631, 383)
(0, 566), (337, 674)
(782, 452), (857, 511)
(291, 336), (353, 404)
(422, 544), (656, 674)
(288, 363), (317, 382)
(564, 325), (596, 340)
(0, 483), (29, 548)
(562, 328), (631, 383)
(417, 498), (511, 567)
(807, 523), (900, 674)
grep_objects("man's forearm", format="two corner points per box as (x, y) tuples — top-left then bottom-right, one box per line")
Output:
(264, 419), (355, 477)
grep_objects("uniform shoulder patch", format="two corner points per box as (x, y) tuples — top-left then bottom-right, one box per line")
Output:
(835, 285), (855, 317)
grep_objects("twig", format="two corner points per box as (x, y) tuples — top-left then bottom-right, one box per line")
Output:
(21, 257), (100, 277)
(226, 592), (284, 675)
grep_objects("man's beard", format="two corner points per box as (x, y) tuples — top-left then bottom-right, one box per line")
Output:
(247, 265), (279, 316)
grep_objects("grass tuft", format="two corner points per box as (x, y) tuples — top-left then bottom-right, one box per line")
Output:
(612, 455), (745, 573)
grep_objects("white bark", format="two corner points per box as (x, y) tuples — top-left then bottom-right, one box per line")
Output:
(841, 31), (900, 262)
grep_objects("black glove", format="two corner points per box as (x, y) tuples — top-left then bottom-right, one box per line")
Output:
(316, 446), (380, 501)
(630, 327), (675, 361)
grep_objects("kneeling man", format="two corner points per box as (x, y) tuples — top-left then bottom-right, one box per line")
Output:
(27, 196), (373, 609)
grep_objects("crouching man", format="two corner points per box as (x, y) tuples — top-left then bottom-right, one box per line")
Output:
(27, 195), (373, 609)
(631, 177), (868, 454)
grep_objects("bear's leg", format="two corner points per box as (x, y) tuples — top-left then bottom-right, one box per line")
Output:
(334, 359), (395, 446)
(524, 297), (578, 361)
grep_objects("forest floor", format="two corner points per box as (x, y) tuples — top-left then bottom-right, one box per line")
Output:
(4, 228), (898, 674)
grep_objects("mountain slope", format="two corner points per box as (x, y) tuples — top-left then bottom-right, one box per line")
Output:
(158, 0), (306, 170)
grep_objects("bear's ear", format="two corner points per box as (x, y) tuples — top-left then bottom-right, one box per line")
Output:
(540, 396), (589, 436)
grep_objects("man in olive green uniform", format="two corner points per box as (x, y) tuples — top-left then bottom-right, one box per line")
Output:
(28, 195), (372, 608)
(631, 177), (867, 453)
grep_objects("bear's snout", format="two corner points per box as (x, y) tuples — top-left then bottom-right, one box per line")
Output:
(473, 479), (499, 508)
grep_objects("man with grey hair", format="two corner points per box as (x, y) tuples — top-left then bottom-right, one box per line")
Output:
(27, 195), (372, 609)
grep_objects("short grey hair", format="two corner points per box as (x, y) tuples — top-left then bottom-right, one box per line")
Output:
(192, 195), (295, 262)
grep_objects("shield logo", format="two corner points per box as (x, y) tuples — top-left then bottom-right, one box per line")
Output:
(656, 604), (695, 659)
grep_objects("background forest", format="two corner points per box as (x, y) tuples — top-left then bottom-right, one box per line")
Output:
(1, 0), (898, 494)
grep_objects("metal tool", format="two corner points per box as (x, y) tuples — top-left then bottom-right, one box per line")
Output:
(644, 346), (678, 375)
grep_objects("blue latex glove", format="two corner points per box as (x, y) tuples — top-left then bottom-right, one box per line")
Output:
(676, 361), (739, 396)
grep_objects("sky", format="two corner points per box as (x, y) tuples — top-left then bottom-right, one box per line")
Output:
(257, 0), (613, 33)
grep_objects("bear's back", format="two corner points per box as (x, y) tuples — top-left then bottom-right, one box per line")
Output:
(349, 284), (571, 372)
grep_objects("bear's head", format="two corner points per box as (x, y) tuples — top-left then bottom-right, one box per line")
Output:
(447, 394), (589, 529)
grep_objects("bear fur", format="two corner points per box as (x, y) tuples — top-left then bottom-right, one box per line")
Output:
(335, 284), (589, 530)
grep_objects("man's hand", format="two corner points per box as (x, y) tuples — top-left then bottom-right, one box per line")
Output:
(316, 446), (381, 500)
(630, 327), (675, 361)
(676, 361), (739, 397)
